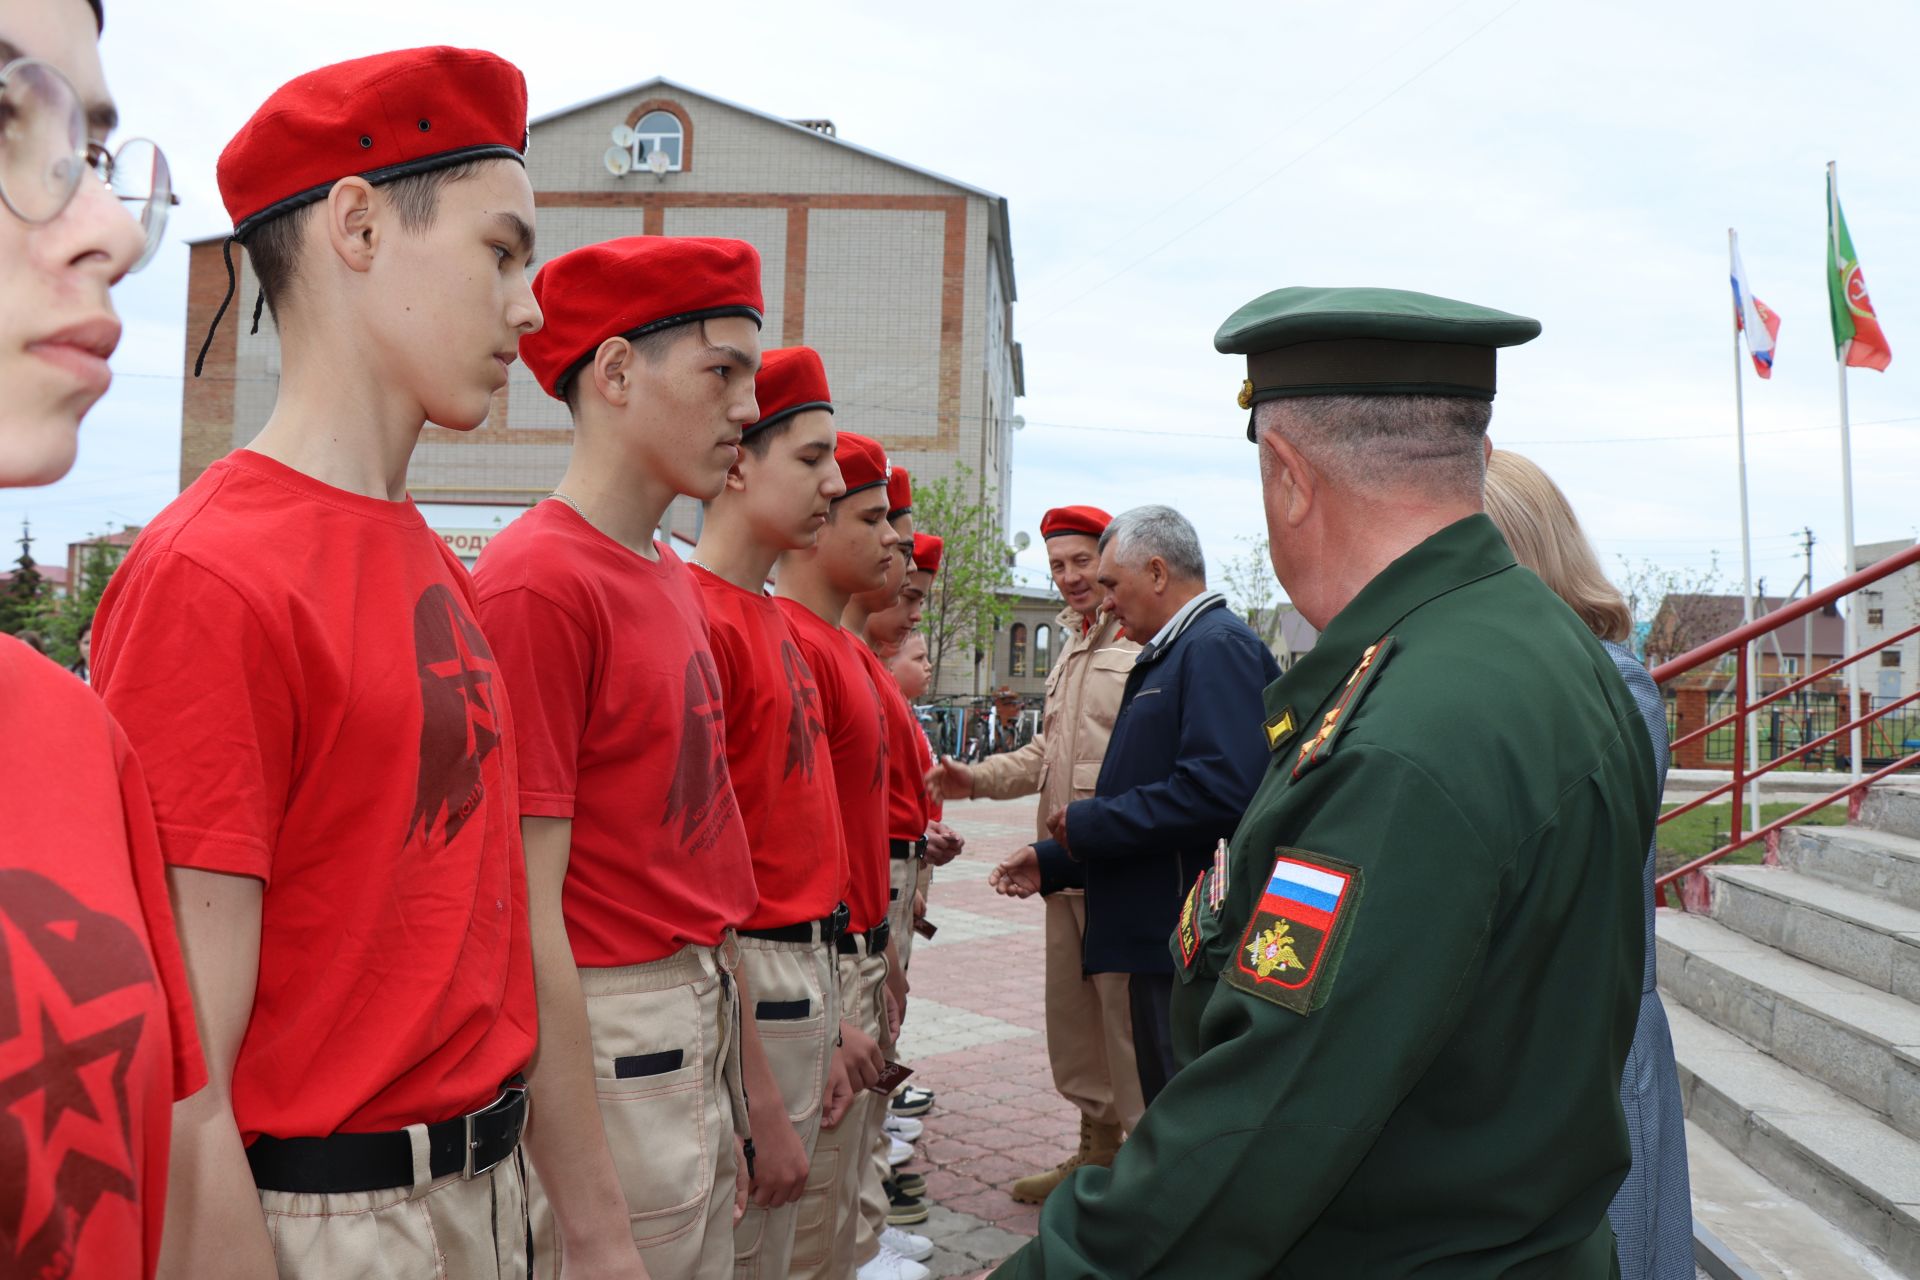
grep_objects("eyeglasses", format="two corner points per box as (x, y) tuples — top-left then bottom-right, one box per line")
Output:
(0, 56), (174, 272)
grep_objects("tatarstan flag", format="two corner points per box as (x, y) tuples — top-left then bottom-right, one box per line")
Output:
(1827, 169), (1892, 371)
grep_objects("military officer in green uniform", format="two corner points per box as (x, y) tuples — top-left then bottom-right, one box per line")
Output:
(987, 287), (1657, 1278)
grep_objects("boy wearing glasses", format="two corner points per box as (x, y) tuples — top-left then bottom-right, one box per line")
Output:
(91, 47), (607, 1280)
(0, 3), (201, 1278)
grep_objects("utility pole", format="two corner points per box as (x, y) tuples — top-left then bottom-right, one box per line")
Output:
(1801, 527), (1816, 756)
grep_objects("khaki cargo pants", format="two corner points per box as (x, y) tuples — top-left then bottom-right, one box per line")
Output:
(531, 940), (745, 1280)
(788, 932), (890, 1279)
(259, 1147), (528, 1279)
(732, 932), (838, 1279)
(1048, 889), (1145, 1134)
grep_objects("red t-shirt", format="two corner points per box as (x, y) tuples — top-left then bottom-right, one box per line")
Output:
(776, 601), (891, 932)
(474, 504), (757, 966)
(862, 644), (931, 842)
(693, 569), (850, 931)
(92, 450), (535, 1143)
(0, 638), (205, 1279)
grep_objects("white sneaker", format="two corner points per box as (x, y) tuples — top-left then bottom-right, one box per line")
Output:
(881, 1226), (934, 1262)
(856, 1244), (931, 1280)
(887, 1135), (914, 1166)
(884, 1114), (924, 1142)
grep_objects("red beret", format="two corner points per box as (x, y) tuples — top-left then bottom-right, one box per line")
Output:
(1041, 505), (1112, 540)
(912, 533), (943, 576)
(218, 47), (527, 240)
(748, 346), (832, 438)
(887, 466), (913, 520)
(522, 237), (765, 399)
(834, 432), (890, 498)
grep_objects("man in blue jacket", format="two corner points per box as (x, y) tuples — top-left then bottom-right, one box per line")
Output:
(991, 505), (1279, 1103)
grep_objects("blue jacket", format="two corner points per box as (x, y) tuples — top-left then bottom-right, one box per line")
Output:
(1034, 597), (1280, 974)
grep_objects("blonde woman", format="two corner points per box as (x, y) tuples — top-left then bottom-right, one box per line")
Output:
(1484, 449), (1690, 1280)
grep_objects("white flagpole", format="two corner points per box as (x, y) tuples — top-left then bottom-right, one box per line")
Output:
(1830, 161), (1863, 786)
(1729, 229), (1762, 834)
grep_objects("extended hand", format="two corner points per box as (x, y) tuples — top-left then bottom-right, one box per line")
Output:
(926, 755), (975, 801)
(747, 1108), (810, 1208)
(925, 820), (964, 865)
(989, 845), (1043, 898)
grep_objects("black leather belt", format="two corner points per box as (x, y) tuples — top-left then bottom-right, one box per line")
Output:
(741, 902), (848, 945)
(247, 1078), (528, 1194)
(890, 838), (927, 861)
(836, 918), (892, 956)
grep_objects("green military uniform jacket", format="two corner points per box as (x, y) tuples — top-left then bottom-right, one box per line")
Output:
(994, 515), (1655, 1278)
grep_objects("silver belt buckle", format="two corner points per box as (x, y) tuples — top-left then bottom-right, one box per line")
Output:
(462, 1082), (526, 1180)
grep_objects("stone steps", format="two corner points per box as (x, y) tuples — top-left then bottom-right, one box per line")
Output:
(1711, 864), (1920, 999)
(1778, 824), (1920, 915)
(1658, 909), (1920, 1141)
(1667, 1000), (1920, 1272)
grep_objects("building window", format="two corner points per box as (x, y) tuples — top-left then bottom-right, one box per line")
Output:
(1868, 607), (1885, 626)
(1009, 623), (1028, 678)
(619, 100), (693, 173)
(1782, 656), (1800, 675)
(1882, 650), (1902, 668)
(1034, 624), (1052, 676)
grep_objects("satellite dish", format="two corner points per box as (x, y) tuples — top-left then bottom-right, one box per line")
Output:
(646, 149), (672, 177)
(1013, 531), (1032, 553)
(603, 145), (633, 177)
(610, 124), (636, 148)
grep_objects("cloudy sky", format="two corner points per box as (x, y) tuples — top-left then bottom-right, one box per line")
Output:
(22, 0), (1920, 605)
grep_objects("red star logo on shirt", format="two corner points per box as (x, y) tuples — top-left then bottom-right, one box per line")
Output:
(0, 870), (155, 1277)
(408, 584), (502, 848)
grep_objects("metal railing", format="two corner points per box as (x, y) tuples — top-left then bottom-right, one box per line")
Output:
(1651, 541), (1920, 909)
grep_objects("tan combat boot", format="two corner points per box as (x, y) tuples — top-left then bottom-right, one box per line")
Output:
(1009, 1117), (1125, 1203)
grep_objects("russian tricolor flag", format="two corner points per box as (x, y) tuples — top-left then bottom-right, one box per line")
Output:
(1730, 232), (1781, 380)
(1261, 858), (1349, 933)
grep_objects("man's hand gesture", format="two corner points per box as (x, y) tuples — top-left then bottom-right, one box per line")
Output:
(988, 845), (1043, 898)
(926, 755), (974, 802)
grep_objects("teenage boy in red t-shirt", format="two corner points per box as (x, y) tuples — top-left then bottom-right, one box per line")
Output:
(775, 433), (924, 1280)
(93, 47), (555, 1280)
(0, 5), (206, 1277)
(475, 235), (774, 1280)
(686, 345), (876, 1277)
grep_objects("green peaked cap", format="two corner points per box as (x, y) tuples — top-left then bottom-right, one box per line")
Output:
(1215, 286), (1541, 441)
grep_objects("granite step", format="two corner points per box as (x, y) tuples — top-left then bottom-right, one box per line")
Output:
(1862, 782), (1920, 844)
(1778, 824), (1920, 915)
(1668, 1001), (1920, 1275)
(1710, 864), (1920, 999)
(1656, 910), (1920, 1141)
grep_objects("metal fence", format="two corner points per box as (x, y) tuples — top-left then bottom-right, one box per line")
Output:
(1667, 689), (1920, 770)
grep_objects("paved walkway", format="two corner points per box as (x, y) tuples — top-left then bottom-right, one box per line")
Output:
(893, 794), (1063, 1276)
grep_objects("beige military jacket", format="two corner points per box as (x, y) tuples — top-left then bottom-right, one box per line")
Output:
(969, 605), (1139, 839)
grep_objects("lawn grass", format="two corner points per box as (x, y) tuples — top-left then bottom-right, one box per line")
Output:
(1657, 800), (1847, 870)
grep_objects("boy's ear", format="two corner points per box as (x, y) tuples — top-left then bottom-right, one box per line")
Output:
(589, 338), (635, 408)
(325, 177), (380, 275)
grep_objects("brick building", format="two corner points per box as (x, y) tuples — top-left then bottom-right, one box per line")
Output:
(179, 77), (1024, 539)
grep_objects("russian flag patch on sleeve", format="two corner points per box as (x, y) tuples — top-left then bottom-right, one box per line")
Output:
(1226, 850), (1362, 1015)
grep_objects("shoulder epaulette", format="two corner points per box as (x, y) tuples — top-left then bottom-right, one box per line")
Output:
(1291, 636), (1395, 779)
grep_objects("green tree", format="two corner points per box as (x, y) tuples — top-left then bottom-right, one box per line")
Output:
(0, 522), (48, 638)
(914, 463), (1015, 694)
(1219, 533), (1286, 648)
(32, 530), (132, 666)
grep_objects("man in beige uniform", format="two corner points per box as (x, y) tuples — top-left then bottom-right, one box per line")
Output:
(928, 504), (1143, 1203)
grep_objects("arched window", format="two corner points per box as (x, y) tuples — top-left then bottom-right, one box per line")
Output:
(1009, 623), (1028, 678)
(619, 100), (693, 173)
(632, 110), (683, 170)
(1034, 624), (1052, 676)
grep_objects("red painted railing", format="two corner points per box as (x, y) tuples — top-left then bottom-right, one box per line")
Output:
(1651, 541), (1920, 909)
